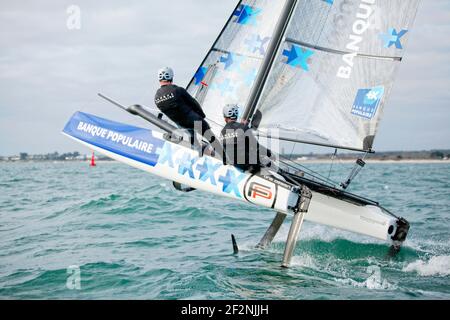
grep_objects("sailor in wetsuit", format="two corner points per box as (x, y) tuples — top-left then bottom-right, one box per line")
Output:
(154, 67), (215, 149)
(220, 104), (274, 173)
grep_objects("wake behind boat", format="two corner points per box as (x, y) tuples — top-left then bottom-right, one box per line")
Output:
(62, 0), (420, 267)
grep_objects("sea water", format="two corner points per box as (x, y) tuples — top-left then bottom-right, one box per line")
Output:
(0, 161), (449, 299)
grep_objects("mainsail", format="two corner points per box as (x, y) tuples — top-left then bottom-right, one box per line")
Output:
(252, 0), (420, 152)
(186, 0), (288, 134)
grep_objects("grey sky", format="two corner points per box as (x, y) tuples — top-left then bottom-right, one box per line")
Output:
(0, 0), (449, 155)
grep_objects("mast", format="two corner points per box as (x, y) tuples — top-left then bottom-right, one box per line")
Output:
(242, 0), (298, 122)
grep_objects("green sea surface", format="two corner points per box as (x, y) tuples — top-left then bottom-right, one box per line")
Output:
(0, 162), (449, 299)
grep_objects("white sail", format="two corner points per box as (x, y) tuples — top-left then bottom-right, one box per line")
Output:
(254, 0), (420, 151)
(186, 0), (287, 134)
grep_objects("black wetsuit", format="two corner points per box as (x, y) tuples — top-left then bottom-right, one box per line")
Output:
(154, 84), (214, 145)
(220, 121), (272, 172)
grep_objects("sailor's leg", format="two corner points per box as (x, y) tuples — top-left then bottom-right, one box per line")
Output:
(256, 212), (287, 249)
(281, 186), (312, 268)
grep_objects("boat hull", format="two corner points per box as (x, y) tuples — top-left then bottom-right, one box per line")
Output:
(62, 111), (397, 242)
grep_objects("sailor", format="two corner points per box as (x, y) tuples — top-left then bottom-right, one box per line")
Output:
(220, 104), (274, 173)
(154, 67), (216, 149)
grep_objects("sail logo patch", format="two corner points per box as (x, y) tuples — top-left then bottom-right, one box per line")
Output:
(351, 86), (385, 120)
(380, 28), (408, 49)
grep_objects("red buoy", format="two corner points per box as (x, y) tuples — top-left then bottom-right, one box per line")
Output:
(90, 151), (96, 167)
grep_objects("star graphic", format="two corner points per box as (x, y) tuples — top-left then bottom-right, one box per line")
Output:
(282, 45), (314, 71)
(157, 143), (176, 168)
(220, 53), (244, 71)
(233, 5), (261, 25)
(380, 28), (408, 49)
(194, 66), (208, 85)
(218, 168), (246, 197)
(196, 158), (221, 186)
(177, 152), (198, 179)
(362, 86), (384, 106)
(366, 91), (379, 101)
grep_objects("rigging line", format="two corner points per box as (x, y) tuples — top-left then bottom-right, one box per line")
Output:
(327, 148), (338, 180)
(289, 141), (296, 160)
(278, 156), (323, 179)
(278, 157), (338, 187)
(290, 159), (339, 186)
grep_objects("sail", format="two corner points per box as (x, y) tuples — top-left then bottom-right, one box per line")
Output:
(254, 0), (420, 151)
(186, 0), (288, 134)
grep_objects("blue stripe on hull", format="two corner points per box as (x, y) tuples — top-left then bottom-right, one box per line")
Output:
(63, 112), (165, 167)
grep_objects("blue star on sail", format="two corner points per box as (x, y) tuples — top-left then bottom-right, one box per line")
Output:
(233, 5), (261, 25)
(218, 169), (246, 197)
(194, 66), (208, 85)
(220, 53), (244, 71)
(196, 158), (221, 185)
(322, 0), (334, 4)
(282, 45), (314, 71)
(177, 152), (198, 179)
(380, 28), (408, 49)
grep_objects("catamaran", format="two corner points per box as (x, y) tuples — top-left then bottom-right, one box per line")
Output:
(63, 0), (420, 267)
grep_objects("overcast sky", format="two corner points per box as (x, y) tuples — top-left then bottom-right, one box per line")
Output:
(0, 0), (449, 155)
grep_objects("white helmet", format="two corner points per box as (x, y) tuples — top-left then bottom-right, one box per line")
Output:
(223, 104), (240, 120)
(158, 67), (174, 81)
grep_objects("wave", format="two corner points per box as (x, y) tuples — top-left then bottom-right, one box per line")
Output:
(403, 255), (450, 276)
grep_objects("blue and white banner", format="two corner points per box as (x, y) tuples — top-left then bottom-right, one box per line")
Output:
(62, 112), (165, 167)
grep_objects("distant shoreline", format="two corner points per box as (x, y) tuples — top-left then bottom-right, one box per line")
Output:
(1, 159), (449, 165)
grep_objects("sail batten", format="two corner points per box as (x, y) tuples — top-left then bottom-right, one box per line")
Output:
(285, 37), (403, 61)
(257, 132), (375, 153)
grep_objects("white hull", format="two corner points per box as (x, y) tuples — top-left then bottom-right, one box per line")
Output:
(62, 112), (397, 244)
